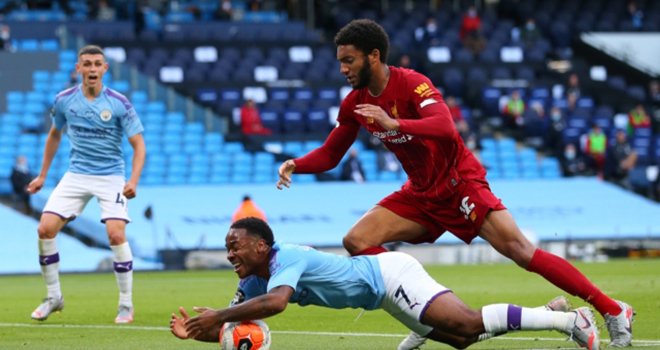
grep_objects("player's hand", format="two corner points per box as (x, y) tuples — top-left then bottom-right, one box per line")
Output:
(184, 307), (221, 338)
(123, 181), (137, 199)
(26, 176), (45, 194)
(276, 159), (296, 190)
(170, 307), (191, 340)
(355, 104), (400, 131)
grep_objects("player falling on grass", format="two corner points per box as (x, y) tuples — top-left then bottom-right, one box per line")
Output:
(276, 19), (634, 348)
(27, 45), (145, 324)
(170, 217), (600, 349)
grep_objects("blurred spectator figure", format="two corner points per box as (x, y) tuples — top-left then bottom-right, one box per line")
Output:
(584, 124), (607, 176)
(460, 6), (486, 55)
(214, 0), (233, 20)
(567, 92), (578, 112)
(605, 129), (637, 190)
(95, 0), (116, 21)
(545, 107), (566, 158)
(627, 104), (650, 136)
(377, 143), (400, 172)
(565, 73), (581, 99)
(649, 80), (660, 105)
(561, 144), (588, 177)
(341, 149), (365, 183)
(519, 18), (541, 47)
(627, 1), (644, 30)
(249, 0), (262, 11)
(503, 90), (526, 138)
(0, 25), (15, 52)
(67, 70), (79, 88)
(398, 54), (419, 72)
(11, 156), (32, 215)
(240, 99), (271, 135)
(232, 195), (267, 223)
(459, 123), (482, 164)
(415, 18), (441, 47)
(446, 96), (463, 123)
(649, 81), (660, 134)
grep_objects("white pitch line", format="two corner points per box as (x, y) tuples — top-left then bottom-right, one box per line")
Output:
(1, 323), (659, 345)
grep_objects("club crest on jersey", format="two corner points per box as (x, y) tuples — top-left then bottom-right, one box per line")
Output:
(366, 117), (374, 124)
(100, 109), (112, 122)
(414, 82), (433, 98)
(391, 104), (399, 119)
(84, 110), (96, 121)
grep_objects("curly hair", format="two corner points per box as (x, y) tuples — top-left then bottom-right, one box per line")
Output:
(231, 217), (274, 247)
(334, 19), (389, 63)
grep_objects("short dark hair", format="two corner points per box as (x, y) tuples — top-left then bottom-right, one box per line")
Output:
(334, 19), (389, 63)
(78, 45), (104, 58)
(231, 217), (274, 247)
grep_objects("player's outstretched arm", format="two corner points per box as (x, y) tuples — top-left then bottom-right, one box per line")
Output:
(171, 307), (221, 342)
(27, 125), (62, 194)
(124, 133), (145, 199)
(184, 286), (293, 339)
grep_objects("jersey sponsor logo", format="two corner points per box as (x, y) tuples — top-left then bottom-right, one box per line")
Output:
(420, 98), (438, 108)
(232, 289), (246, 305)
(71, 125), (115, 138)
(460, 196), (476, 220)
(372, 130), (414, 144)
(100, 109), (112, 122)
(414, 82), (434, 98)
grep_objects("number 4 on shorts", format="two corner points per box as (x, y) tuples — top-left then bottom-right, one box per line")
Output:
(116, 193), (125, 206)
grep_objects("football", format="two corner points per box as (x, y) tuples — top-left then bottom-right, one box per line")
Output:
(220, 320), (271, 350)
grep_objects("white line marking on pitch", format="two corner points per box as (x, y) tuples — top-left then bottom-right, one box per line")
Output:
(1, 323), (659, 345)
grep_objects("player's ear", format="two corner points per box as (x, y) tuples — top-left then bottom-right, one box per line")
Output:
(370, 49), (380, 64)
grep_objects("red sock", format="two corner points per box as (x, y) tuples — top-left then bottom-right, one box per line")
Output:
(526, 249), (622, 316)
(352, 246), (388, 256)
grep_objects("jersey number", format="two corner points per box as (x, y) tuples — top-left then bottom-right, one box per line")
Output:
(116, 193), (125, 206)
(395, 285), (412, 306)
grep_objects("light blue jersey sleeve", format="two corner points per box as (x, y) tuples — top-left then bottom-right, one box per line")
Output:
(267, 247), (308, 292)
(51, 95), (67, 130)
(230, 276), (267, 306)
(109, 91), (143, 138)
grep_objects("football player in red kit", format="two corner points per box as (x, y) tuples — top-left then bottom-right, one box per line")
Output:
(276, 19), (633, 348)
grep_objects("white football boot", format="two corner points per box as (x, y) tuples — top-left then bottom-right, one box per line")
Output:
(560, 307), (600, 350)
(114, 305), (134, 323)
(604, 301), (635, 347)
(31, 296), (64, 321)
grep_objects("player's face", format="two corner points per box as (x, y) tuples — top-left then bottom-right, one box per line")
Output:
(337, 45), (372, 89)
(225, 229), (265, 279)
(76, 54), (108, 89)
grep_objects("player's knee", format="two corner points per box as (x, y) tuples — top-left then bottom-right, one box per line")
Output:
(107, 230), (126, 245)
(342, 231), (368, 254)
(505, 240), (535, 267)
(444, 311), (483, 338)
(37, 224), (57, 239)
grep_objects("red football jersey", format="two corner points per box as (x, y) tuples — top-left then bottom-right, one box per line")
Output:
(294, 66), (486, 201)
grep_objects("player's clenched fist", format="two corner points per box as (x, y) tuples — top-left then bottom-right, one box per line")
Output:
(26, 176), (45, 194)
(123, 181), (137, 199)
(276, 159), (296, 190)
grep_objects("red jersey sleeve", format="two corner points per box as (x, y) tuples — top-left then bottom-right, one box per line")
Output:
(293, 97), (361, 173)
(397, 73), (456, 140)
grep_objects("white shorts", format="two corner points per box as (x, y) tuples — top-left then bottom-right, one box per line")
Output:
(43, 172), (131, 223)
(377, 252), (451, 336)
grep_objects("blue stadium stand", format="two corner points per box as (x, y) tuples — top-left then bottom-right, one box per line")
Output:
(0, 206), (161, 274)
(28, 178), (660, 259)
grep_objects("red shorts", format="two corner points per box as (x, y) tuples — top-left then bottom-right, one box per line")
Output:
(378, 179), (506, 245)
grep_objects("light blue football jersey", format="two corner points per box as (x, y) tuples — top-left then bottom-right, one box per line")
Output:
(231, 242), (386, 311)
(51, 84), (144, 176)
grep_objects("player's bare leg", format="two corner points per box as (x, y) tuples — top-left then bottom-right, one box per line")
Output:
(32, 213), (68, 320)
(342, 205), (427, 255)
(479, 209), (632, 346)
(106, 219), (134, 323)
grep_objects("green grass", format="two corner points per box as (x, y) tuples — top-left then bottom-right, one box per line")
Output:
(0, 259), (659, 349)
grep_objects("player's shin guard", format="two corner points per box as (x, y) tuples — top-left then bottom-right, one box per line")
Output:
(481, 304), (573, 334)
(352, 246), (388, 256)
(111, 242), (133, 308)
(526, 248), (622, 316)
(39, 238), (62, 299)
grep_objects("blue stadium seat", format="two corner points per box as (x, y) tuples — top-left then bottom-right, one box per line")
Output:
(282, 110), (305, 134)
(210, 174), (229, 184)
(224, 142), (245, 154)
(269, 88), (289, 101)
(59, 50), (76, 63)
(253, 173), (273, 184)
(6, 91), (24, 104)
(183, 143), (202, 154)
(318, 88), (338, 101)
(165, 112), (185, 124)
(147, 102), (166, 114)
(230, 173), (251, 184)
(33, 70), (51, 83)
(283, 141), (303, 155)
(306, 109), (328, 133)
(130, 91), (148, 104)
(187, 174), (208, 185)
(163, 143), (182, 155)
(185, 122), (204, 134)
(20, 40), (40, 51)
(41, 40), (59, 51)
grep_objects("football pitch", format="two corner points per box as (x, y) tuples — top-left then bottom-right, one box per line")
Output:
(0, 259), (658, 349)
